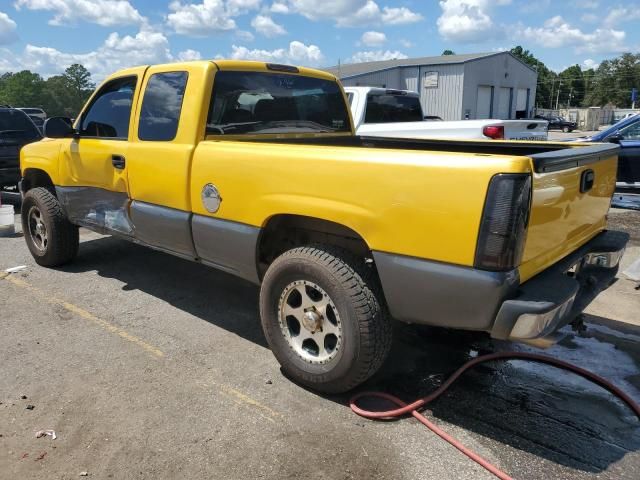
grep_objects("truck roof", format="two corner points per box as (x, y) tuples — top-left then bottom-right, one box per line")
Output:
(103, 60), (338, 84)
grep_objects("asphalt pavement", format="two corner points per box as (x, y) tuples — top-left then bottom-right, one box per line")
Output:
(1, 195), (640, 479)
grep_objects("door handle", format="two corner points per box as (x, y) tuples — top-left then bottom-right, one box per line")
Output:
(111, 154), (126, 169)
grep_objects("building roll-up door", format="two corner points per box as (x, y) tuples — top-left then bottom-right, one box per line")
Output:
(476, 86), (493, 119)
(515, 88), (528, 118)
(497, 87), (511, 119)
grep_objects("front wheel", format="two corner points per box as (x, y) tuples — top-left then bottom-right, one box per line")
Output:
(259, 246), (392, 393)
(562, 126), (570, 133)
(21, 187), (79, 267)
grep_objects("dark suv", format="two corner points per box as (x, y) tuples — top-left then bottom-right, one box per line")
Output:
(0, 107), (42, 189)
(534, 114), (577, 132)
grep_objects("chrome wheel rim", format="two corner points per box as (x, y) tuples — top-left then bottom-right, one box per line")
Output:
(278, 280), (342, 364)
(28, 206), (47, 252)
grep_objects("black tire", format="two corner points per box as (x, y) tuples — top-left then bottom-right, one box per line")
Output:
(21, 187), (79, 267)
(259, 245), (392, 393)
(562, 126), (570, 133)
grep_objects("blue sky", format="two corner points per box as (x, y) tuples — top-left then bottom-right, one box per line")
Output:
(0, 0), (639, 81)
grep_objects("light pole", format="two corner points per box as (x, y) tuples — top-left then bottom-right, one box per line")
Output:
(555, 80), (562, 111)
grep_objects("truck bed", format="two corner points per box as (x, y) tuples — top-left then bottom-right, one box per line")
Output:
(245, 135), (618, 173)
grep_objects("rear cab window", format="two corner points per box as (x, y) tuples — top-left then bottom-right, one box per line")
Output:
(364, 93), (423, 124)
(138, 71), (188, 141)
(206, 71), (350, 135)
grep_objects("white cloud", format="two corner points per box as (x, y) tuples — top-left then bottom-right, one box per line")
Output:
(603, 7), (640, 28)
(516, 16), (627, 54)
(380, 6), (423, 24)
(0, 11), (18, 45)
(229, 40), (323, 65)
(226, 0), (261, 15)
(582, 58), (599, 70)
(167, 0), (261, 36)
(0, 27), (177, 80)
(581, 13), (598, 23)
(399, 38), (414, 48)
(349, 49), (408, 63)
(177, 48), (202, 61)
(360, 31), (386, 47)
(278, 0), (422, 27)
(14, 0), (145, 27)
(235, 30), (255, 42)
(574, 0), (598, 8)
(437, 0), (510, 42)
(251, 15), (287, 37)
(270, 1), (289, 13)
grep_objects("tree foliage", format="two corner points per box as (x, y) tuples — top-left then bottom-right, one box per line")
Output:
(0, 64), (95, 117)
(510, 46), (640, 109)
(584, 53), (640, 107)
(441, 49), (456, 55)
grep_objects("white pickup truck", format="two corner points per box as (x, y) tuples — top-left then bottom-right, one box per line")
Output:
(345, 86), (548, 141)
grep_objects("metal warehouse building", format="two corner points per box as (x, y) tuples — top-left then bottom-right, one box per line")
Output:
(327, 52), (538, 121)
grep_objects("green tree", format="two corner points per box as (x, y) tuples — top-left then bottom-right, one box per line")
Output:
(584, 53), (640, 107)
(441, 49), (455, 55)
(558, 65), (584, 108)
(0, 70), (46, 107)
(62, 64), (95, 116)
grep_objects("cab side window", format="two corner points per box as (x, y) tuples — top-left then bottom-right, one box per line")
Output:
(138, 71), (188, 141)
(80, 76), (136, 140)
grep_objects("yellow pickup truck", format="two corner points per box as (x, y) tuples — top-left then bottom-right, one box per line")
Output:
(19, 60), (628, 393)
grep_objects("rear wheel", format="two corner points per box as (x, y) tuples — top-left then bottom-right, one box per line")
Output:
(562, 126), (570, 133)
(259, 246), (392, 393)
(21, 187), (79, 267)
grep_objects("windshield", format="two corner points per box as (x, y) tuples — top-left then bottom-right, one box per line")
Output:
(207, 71), (350, 135)
(364, 94), (423, 123)
(0, 110), (41, 140)
(594, 115), (640, 140)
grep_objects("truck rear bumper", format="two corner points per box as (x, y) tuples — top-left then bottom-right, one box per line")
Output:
(491, 230), (628, 341)
(373, 230), (629, 340)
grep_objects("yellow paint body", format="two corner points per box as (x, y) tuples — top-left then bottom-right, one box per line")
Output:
(21, 60), (617, 283)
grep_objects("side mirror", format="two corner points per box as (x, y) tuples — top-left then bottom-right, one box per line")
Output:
(43, 117), (75, 138)
(606, 132), (623, 143)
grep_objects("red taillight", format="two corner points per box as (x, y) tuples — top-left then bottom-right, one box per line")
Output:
(483, 125), (504, 140)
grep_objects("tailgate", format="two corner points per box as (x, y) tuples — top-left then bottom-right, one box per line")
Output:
(519, 143), (619, 281)
(503, 120), (548, 141)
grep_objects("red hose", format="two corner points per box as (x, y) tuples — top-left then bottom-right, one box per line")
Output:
(351, 351), (640, 480)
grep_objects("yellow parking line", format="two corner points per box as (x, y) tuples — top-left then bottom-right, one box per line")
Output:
(213, 381), (283, 419)
(2, 275), (164, 358)
(3, 273), (283, 421)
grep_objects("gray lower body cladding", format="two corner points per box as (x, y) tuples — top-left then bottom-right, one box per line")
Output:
(373, 230), (628, 339)
(55, 185), (260, 284)
(130, 201), (195, 258)
(192, 215), (260, 284)
(373, 251), (519, 330)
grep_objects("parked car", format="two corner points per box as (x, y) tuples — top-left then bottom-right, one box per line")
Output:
(16, 107), (46, 122)
(534, 114), (577, 132)
(16, 107), (46, 132)
(0, 107), (42, 189)
(19, 60), (627, 393)
(570, 113), (640, 187)
(345, 87), (548, 140)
